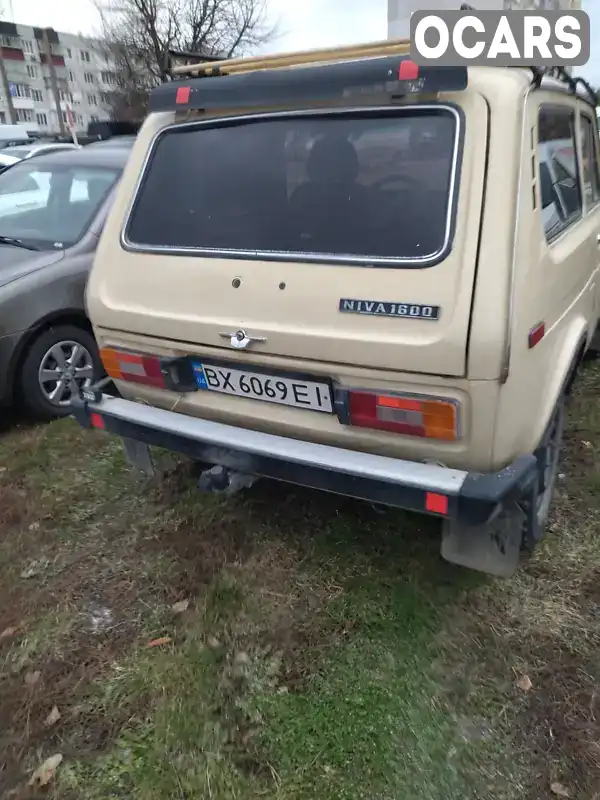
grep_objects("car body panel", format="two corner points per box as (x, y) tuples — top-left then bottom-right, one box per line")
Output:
(85, 62), (600, 477)
(0, 148), (128, 406)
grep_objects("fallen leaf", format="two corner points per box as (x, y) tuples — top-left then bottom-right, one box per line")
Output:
(582, 440), (592, 449)
(207, 636), (221, 649)
(171, 599), (189, 614)
(28, 754), (63, 787)
(24, 670), (41, 687)
(44, 706), (61, 727)
(516, 674), (533, 692)
(551, 782), (571, 798)
(20, 557), (50, 579)
(147, 636), (171, 649)
(0, 626), (18, 640)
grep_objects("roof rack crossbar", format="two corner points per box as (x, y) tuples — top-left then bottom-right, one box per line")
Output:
(529, 65), (597, 106)
(169, 37), (412, 78)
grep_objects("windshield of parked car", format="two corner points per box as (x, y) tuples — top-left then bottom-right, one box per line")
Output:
(0, 161), (120, 250)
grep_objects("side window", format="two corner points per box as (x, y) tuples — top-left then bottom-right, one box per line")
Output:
(538, 106), (582, 240)
(579, 114), (600, 208)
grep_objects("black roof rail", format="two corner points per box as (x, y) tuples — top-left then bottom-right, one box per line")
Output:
(149, 54), (469, 114)
(529, 65), (597, 106)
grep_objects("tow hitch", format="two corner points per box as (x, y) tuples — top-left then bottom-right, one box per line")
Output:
(197, 464), (259, 495)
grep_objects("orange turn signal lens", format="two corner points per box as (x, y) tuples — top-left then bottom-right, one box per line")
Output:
(100, 347), (166, 388)
(347, 390), (459, 441)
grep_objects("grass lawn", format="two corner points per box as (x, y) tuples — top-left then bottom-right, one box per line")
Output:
(1, 362), (599, 799)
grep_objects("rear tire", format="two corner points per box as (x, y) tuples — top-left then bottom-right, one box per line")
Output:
(521, 397), (565, 551)
(588, 324), (600, 357)
(441, 398), (565, 577)
(18, 324), (104, 422)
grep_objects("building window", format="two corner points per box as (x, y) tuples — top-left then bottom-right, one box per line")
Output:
(90, 114), (99, 123)
(101, 70), (116, 85)
(68, 71), (75, 82)
(80, 50), (90, 62)
(84, 72), (94, 84)
(36, 112), (48, 126)
(66, 48), (72, 58)
(22, 40), (34, 54)
(59, 89), (74, 103)
(12, 84), (31, 98)
(87, 93), (97, 106)
(16, 108), (33, 123)
(0, 112), (6, 124)
(26, 64), (36, 78)
(31, 89), (43, 102)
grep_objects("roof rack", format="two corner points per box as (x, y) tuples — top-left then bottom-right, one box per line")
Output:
(529, 65), (597, 106)
(169, 37), (412, 79)
(151, 50), (468, 114)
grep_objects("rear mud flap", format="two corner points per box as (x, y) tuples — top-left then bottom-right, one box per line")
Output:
(441, 504), (526, 578)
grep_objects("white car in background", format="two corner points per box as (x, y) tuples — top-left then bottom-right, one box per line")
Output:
(0, 143), (80, 177)
(0, 142), (79, 161)
(0, 157), (88, 219)
(0, 152), (20, 175)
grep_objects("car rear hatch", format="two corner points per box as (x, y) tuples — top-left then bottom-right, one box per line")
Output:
(93, 56), (489, 379)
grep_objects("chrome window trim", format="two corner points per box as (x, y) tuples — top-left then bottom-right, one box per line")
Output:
(120, 103), (464, 269)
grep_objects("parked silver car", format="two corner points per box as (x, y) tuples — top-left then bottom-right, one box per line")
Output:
(0, 146), (129, 420)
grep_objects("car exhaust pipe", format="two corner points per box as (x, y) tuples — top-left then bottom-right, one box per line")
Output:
(197, 464), (259, 496)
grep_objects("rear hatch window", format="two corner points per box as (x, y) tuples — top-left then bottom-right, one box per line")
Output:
(125, 107), (460, 266)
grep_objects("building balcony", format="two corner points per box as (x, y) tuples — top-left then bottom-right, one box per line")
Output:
(40, 53), (66, 68)
(11, 95), (35, 110)
(1, 46), (24, 61)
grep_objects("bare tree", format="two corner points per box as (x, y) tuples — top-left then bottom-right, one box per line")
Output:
(95, 0), (276, 120)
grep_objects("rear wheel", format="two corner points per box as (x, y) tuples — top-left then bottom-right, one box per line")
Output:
(18, 324), (104, 421)
(441, 398), (565, 577)
(522, 397), (565, 551)
(588, 324), (600, 356)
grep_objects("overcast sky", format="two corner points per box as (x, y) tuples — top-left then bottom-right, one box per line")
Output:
(7, 0), (600, 85)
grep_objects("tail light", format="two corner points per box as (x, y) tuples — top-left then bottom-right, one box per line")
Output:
(100, 348), (166, 388)
(347, 390), (459, 441)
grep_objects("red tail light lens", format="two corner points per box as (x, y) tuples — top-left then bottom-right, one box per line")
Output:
(100, 348), (166, 388)
(348, 390), (459, 441)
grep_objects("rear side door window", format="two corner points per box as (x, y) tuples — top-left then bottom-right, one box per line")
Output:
(538, 105), (582, 241)
(579, 113), (600, 210)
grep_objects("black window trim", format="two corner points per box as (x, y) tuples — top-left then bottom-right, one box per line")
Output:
(537, 102), (582, 244)
(120, 103), (465, 270)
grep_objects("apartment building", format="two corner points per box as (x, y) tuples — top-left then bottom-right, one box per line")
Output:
(388, 0), (582, 39)
(0, 20), (116, 134)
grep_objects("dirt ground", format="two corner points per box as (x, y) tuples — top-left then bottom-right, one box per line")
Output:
(1, 361), (599, 799)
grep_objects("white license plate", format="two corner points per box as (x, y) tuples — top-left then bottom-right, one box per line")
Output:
(192, 362), (333, 413)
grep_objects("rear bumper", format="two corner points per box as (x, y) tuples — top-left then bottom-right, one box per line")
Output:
(71, 393), (537, 526)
